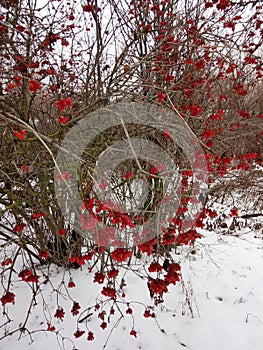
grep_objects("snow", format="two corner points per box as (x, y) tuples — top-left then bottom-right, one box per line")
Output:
(1, 227), (263, 350)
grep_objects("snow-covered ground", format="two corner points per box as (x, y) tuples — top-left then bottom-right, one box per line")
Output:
(1, 227), (263, 350)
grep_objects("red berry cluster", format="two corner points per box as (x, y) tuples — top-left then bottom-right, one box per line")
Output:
(111, 248), (132, 262)
(1, 291), (15, 306)
(18, 269), (39, 283)
(54, 307), (65, 320)
(71, 302), (81, 316)
(101, 287), (116, 299)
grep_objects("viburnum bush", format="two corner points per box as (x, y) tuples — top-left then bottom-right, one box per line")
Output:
(0, 0), (262, 348)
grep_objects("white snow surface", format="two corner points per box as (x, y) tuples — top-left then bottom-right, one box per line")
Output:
(1, 227), (263, 350)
